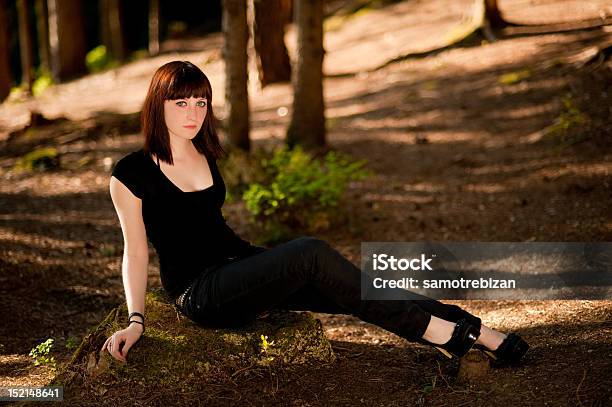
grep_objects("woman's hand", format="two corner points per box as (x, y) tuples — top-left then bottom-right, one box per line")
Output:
(100, 324), (143, 363)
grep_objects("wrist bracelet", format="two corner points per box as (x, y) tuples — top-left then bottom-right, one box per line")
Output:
(128, 320), (145, 333)
(128, 311), (145, 323)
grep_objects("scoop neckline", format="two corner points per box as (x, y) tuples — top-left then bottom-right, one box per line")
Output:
(145, 150), (216, 194)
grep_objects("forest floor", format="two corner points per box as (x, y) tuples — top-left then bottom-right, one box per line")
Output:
(1, 0), (611, 405)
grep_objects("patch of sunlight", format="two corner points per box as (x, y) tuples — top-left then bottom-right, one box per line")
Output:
(533, 162), (611, 179)
(402, 182), (446, 193)
(467, 156), (562, 177)
(488, 101), (557, 119)
(363, 192), (434, 204)
(425, 131), (475, 143)
(442, 0), (482, 45)
(324, 15), (347, 32)
(442, 22), (478, 45)
(0, 227), (83, 249)
(462, 183), (506, 193)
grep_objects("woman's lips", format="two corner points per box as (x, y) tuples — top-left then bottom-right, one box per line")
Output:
(183, 125), (197, 129)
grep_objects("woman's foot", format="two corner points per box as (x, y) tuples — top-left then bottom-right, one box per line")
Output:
(423, 319), (506, 349)
(420, 317), (480, 359)
(421, 316), (456, 345)
(473, 325), (529, 365)
(475, 325), (507, 352)
(421, 318), (528, 364)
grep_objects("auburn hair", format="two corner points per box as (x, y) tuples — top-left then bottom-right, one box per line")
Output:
(141, 60), (226, 164)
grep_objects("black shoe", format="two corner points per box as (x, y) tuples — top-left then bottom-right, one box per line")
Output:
(421, 318), (481, 359)
(474, 332), (529, 366)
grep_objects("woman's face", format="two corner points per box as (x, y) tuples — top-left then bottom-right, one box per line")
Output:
(163, 96), (208, 140)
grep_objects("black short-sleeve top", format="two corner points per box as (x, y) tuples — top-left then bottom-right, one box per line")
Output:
(111, 148), (266, 300)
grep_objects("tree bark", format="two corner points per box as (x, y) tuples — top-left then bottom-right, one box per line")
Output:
(35, 0), (51, 76)
(17, 0), (35, 94)
(100, 0), (126, 61)
(484, 0), (508, 29)
(286, 0), (325, 150)
(48, 0), (87, 81)
(252, 0), (291, 87)
(222, 0), (251, 151)
(0, 0), (12, 101)
(148, 0), (160, 56)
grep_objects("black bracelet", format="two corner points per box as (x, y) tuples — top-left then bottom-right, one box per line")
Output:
(128, 320), (145, 333)
(128, 311), (145, 323)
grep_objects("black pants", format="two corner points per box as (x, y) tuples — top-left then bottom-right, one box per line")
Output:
(180, 236), (481, 343)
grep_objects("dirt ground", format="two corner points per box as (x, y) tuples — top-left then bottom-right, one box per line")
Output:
(1, 0), (611, 405)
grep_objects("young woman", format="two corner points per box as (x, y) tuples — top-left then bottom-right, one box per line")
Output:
(101, 61), (529, 366)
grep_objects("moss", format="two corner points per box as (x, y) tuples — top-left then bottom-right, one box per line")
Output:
(498, 69), (531, 85)
(12, 147), (60, 173)
(543, 93), (590, 148)
(46, 288), (336, 405)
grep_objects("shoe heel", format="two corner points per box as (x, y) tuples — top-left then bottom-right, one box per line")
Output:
(421, 319), (481, 359)
(434, 346), (453, 359)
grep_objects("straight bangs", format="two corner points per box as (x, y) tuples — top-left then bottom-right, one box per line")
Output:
(163, 68), (212, 102)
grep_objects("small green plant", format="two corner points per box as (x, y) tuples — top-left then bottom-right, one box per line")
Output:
(29, 338), (56, 369)
(9, 86), (22, 98)
(422, 375), (436, 394)
(86, 45), (120, 73)
(260, 334), (273, 353)
(498, 69), (531, 85)
(86, 45), (108, 72)
(13, 147), (60, 173)
(259, 334), (275, 366)
(544, 93), (590, 148)
(65, 336), (78, 350)
(32, 70), (53, 97)
(99, 244), (116, 257)
(242, 146), (371, 243)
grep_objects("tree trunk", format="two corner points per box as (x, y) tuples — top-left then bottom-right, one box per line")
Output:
(100, 0), (126, 61)
(35, 0), (51, 76)
(484, 0), (507, 29)
(148, 0), (160, 56)
(286, 0), (325, 150)
(0, 0), (12, 102)
(252, 0), (291, 87)
(222, 0), (251, 151)
(17, 0), (35, 94)
(48, 0), (87, 82)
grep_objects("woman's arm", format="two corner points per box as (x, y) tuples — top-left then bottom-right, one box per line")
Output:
(101, 176), (149, 362)
(110, 176), (149, 325)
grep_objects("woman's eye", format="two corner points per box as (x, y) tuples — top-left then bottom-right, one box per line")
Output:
(175, 101), (206, 107)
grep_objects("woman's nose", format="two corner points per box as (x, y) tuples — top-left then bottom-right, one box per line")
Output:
(186, 105), (197, 120)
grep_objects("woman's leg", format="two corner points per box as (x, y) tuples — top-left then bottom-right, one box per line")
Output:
(187, 236), (482, 344)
